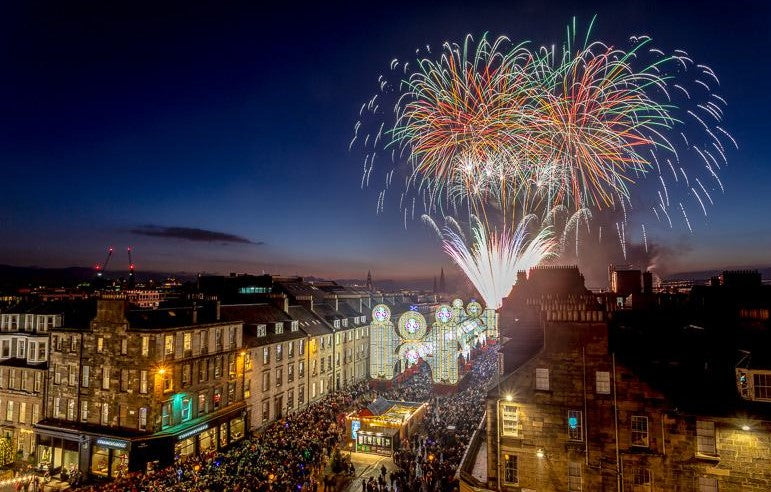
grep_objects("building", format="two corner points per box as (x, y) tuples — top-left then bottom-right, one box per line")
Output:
(459, 267), (771, 492)
(220, 299), (309, 428)
(344, 398), (427, 456)
(0, 304), (60, 463)
(35, 296), (247, 478)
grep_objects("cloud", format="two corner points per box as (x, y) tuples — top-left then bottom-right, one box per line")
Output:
(130, 225), (263, 245)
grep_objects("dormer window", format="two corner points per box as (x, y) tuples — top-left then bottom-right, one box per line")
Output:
(333, 320), (340, 329)
(275, 322), (284, 335)
(257, 324), (267, 337)
(342, 319), (348, 328)
(290, 321), (299, 332)
(361, 315), (367, 323)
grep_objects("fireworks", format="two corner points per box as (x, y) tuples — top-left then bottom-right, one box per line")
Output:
(354, 16), (735, 298)
(430, 216), (556, 310)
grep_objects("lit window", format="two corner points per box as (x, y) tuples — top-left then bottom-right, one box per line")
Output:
(568, 410), (583, 441)
(535, 368), (549, 391)
(183, 333), (192, 355)
(275, 322), (284, 335)
(181, 398), (191, 421)
(97, 337), (104, 353)
(500, 403), (518, 437)
(101, 403), (109, 425)
(139, 407), (148, 430)
(140, 370), (148, 394)
(568, 462), (582, 491)
(102, 367), (110, 390)
(164, 335), (174, 356)
(752, 373), (771, 400)
(141, 336), (150, 356)
(276, 344), (283, 361)
(80, 401), (88, 422)
(121, 338), (128, 355)
(503, 454), (517, 484)
(631, 416), (649, 447)
(696, 420), (717, 456)
(263, 347), (270, 365)
(257, 324), (267, 337)
(596, 371), (611, 394)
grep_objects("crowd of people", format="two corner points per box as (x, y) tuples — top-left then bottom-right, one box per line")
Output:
(70, 345), (498, 492)
(77, 382), (370, 491)
(388, 346), (499, 492)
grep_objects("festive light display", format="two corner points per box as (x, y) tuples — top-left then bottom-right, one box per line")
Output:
(369, 300), (493, 385)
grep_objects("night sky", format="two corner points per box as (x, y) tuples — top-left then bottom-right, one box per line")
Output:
(0, 1), (769, 283)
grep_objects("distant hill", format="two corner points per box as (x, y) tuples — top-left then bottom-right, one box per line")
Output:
(666, 266), (771, 282)
(0, 264), (196, 290)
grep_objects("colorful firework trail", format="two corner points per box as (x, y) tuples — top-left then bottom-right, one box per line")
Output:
(424, 215), (556, 310)
(353, 17), (735, 303)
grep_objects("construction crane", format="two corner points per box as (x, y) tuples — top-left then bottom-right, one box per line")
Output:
(127, 246), (136, 287)
(95, 247), (114, 277)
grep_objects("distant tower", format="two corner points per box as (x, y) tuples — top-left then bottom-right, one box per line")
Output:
(439, 268), (446, 293)
(366, 270), (373, 291)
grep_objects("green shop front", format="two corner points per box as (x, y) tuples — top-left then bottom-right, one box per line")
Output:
(35, 404), (247, 478)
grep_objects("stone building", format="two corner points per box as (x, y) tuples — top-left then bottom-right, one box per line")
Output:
(220, 299), (309, 427)
(0, 304), (57, 462)
(35, 296), (247, 478)
(460, 270), (771, 492)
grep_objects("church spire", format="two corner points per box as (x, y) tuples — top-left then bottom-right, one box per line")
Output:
(438, 268), (446, 293)
(366, 270), (373, 291)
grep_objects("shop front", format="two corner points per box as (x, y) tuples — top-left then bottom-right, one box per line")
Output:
(35, 405), (248, 479)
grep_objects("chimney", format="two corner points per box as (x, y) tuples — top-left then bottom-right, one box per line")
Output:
(192, 303), (198, 324)
(268, 293), (290, 313)
(215, 300), (221, 320)
(95, 295), (128, 323)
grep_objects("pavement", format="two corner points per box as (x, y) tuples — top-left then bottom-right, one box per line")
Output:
(341, 451), (398, 492)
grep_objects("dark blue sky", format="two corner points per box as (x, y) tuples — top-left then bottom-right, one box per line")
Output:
(0, 0), (769, 282)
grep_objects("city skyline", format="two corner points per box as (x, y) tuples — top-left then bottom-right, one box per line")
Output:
(1, 1), (769, 284)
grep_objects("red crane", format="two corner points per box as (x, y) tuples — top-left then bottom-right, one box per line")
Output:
(95, 247), (113, 277)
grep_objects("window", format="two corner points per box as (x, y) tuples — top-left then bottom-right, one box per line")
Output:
(288, 364), (295, 382)
(19, 402), (26, 424)
(198, 393), (207, 416)
(80, 401), (88, 422)
(568, 410), (583, 441)
(568, 462), (582, 491)
(262, 372), (270, 391)
(299, 360), (305, 377)
(102, 367), (110, 390)
(632, 467), (652, 491)
(228, 356), (236, 378)
(214, 356), (223, 378)
(257, 324), (267, 337)
(101, 403), (109, 425)
(120, 369), (129, 392)
(67, 399), (75, 421)
(535, 368), (549, 391)
(752, 373), (771, 400)
(299, 339), (305, 356)
(262, 400), (270, 422)
(276, 368), (283, 386)
(244, 352), (252, 371)
(199, 359), (209, 382)
(53, 397), (61, 418)
(182, 364), (191, 386)
(287, 390), (294, 410)
(140, 370), (148, 394)
(97, 337), (104, 353)
(228, 327), (236, 348)
(17, 340), (25, 358)
(696, 420), (717, 456)
(34, 372), (41, 393)
(161, 402), (171, 428)
(276, 344), (283, 361)
(631, 416), (649, 447)
(163, 371), (173, 393)
(288, 341), (294, 358)
(503, 454), (518, 484)
(141, 336), (149, 356)
(164, 335), (174, 357)
(181, 398), (191, 421)
(139, 407), (148, 431)
(596, 371), (611, 394)
(500, 403), (518, 437)
(5, 400), (13, 421)
(213, 389), (221, 410)
(82, 366), (90, 388)
(215, 329), (223, 350)
(298, 386), (305, 404)
(291, 321), (298, 332)
(263, 347), (270, 365)
(698, 476), (718, 492)
(183, 333), (192, 356)
(244, 378), (251, 399)
(1, 340), (9, 358)
(200, 330), (209, 353)
(121, 338), (128, 355)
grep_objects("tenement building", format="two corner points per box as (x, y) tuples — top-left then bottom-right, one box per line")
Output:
(0, 304), (57, 463)
(460, 267), (771, 492)
(35, 296), (247, 478)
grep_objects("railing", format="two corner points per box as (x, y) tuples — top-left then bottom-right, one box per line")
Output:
(456, 411), (487, 488)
